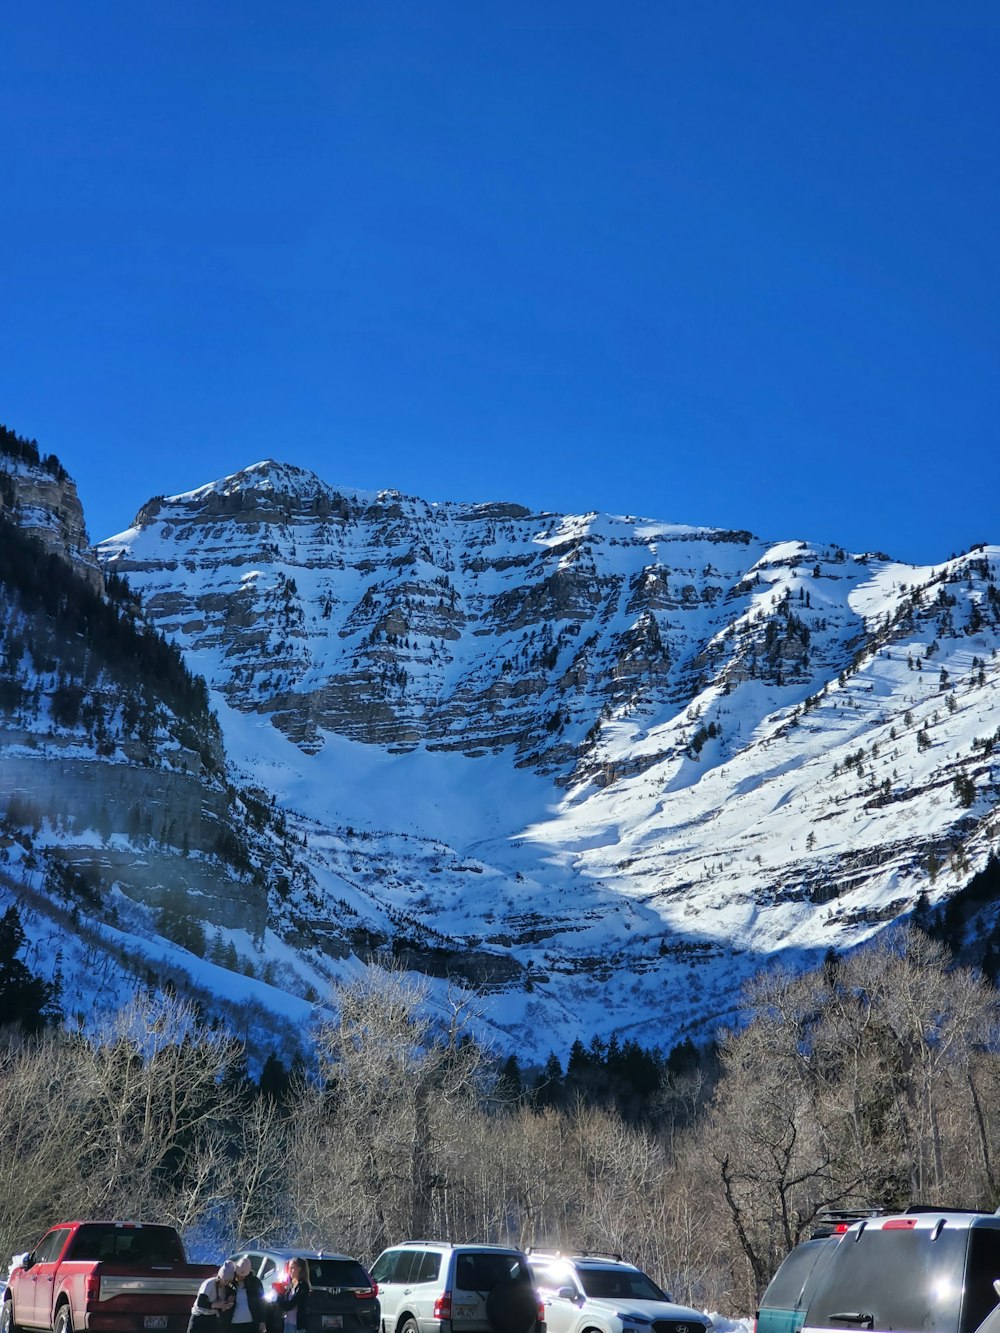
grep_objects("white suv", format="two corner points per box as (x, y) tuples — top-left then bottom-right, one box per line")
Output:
(526, 1253), (711, 1333)
(370, 1243), (542, 1333)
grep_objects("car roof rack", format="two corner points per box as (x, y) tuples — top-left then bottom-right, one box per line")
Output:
(812, 1205), (988, 1238)
(904, 1205), (985, 1215)
(811, 1209), (884, 1238)
(525, 1248), (627, 1263)
(397, 1241), (522, 1251)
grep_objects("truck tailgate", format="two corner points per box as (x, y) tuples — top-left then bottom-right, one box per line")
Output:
(75, 1263), (217, 1332)
(96, 1274), (213, 1301)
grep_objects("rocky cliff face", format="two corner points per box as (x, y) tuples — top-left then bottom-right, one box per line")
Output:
(98, 462), (797, 771)
(86, 460), (1000, 1057)
(6, 450), (1000, 1060)
(0, 452), (320, 1034)
(0, 432), (103, 591)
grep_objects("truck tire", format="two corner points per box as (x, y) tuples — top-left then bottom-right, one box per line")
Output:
(1, 1300), (19, 1333)
(54, 1306), (73, 1333)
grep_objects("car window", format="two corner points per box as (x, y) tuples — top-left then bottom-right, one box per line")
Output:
(393, 1252), (420, 1285)
(578, 1268), (666, 1301)
(960, 1228), (1000, 1333)
(260, 1259), (277, 1279)
(68, 1225), (184, 1265)
(33, 1230), (71, 1266)
(531, 1264), (573, 1293)
(370, 1252), (399, 1285)
(309, 1260), (373, 1290)
(760, 1241), (837, 1309)
(414, 1253), (440, 1283)
(455, 1254), (520, 1292)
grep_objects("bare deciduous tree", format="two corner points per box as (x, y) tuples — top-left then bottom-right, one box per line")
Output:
(0, 1032), (94, 1255)
(286, 967), (489, 1257)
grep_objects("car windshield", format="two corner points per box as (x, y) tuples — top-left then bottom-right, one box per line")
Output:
(579, 1269), (667, 1302)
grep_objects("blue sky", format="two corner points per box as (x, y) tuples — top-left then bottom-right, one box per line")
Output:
(2, 1), (998, 563)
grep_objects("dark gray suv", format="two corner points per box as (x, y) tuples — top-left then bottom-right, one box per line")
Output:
(227, 1248), (380, 1333)
(799, 1210), (1000, 1333)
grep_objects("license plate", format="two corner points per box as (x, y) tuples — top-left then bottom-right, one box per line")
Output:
(454, 1306), (477, 1319)
(144, 1319), (168, 1329)
(322, 1318), (343, 1328)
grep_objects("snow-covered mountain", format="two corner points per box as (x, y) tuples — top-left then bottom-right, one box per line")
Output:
(94, 460), (1000, 1050)
(4, 444), (1000, 1063)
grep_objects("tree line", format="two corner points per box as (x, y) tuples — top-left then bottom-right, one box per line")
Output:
(0, 513), (218, 762)
(2, 928), (1000, 1317)
(0, 424), (68, 483)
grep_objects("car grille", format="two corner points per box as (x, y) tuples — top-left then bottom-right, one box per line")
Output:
(652, 1320), (701, 1333)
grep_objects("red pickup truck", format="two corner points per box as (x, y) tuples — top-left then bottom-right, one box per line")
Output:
(1, 1221), (216, 1333)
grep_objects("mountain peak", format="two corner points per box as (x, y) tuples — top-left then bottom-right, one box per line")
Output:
(182, 458), (362, 506)
(111, 459), (407, 536)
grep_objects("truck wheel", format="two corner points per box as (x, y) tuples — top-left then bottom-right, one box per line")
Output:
(54, 1306), (73, 1333)
(1, 1301), (19, 1333)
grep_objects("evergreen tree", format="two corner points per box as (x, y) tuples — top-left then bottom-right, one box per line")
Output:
(258, 1051), (292, 1105)
(0, 904), (59, 1032)
(666, 1036), (699, 1074)
(533, 1051), (565, 1108)
(496, 1053), (523, 1100)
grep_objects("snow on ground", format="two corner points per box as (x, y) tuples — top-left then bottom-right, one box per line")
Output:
(218, 696), (558, 849)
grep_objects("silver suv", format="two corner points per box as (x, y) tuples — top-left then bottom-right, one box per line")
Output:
(526, 1253), (711, 1333)
(369, 1243), (542, 1333)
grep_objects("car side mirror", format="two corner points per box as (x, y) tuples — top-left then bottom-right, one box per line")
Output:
(557, 1288), (577, 1303)
(20, 1254), (34, 1271)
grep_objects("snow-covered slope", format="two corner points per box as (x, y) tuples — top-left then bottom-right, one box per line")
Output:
(81, 459), (1000, 1059)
